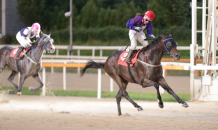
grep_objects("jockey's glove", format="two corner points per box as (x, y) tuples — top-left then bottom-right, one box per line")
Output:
(134, 27), (142, 32)
(151, 35), (156, 39)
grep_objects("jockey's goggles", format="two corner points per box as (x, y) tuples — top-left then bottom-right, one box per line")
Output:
(144, 17), (151, 22)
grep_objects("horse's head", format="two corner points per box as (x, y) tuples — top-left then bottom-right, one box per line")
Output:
(39, 32), (55, 53)
(160, 34), (181, 61)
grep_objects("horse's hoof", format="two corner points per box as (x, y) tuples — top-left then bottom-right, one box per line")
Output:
(182, 102), (189, 108)
(28, 87), (34, 91)
(28, 87), (36, 92)
(17, 92), (21, 96)
(8, 90), (16, 94)
(159, 104), (164, 108)
(137, 106), (143, 111)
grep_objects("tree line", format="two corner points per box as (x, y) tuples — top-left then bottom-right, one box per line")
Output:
(0, 0), (201, 45)
(17, 0), (191, 30)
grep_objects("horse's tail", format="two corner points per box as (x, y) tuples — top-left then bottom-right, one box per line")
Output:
(81, 60), (105, 77)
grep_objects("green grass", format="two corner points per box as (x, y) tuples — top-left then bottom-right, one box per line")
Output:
(0, 86), (190, 102)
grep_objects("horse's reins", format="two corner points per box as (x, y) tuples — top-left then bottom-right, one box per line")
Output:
(125, 32), (138, 51)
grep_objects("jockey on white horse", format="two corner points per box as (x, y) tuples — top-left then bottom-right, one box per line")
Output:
(15, 23), (41, 60)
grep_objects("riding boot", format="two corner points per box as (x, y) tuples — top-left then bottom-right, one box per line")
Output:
(14, 47), (24, 60)
(126, 49), (133, 64)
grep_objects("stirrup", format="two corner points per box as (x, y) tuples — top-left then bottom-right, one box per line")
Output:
(126, 58), (131, 64)
(14, 56), (20, 60)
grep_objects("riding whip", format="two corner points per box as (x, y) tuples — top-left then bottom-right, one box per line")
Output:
(125, 32), (138, 51)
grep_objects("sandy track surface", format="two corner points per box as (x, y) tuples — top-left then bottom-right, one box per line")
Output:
(0, 95), (218, 130)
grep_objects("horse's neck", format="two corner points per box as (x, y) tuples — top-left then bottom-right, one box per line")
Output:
(142, 45), (163, 65)
(30, 46), (44, 61)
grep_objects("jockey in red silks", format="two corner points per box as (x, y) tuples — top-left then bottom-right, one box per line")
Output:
(126, 10), (156, 63)
(15, 23), (41, 60)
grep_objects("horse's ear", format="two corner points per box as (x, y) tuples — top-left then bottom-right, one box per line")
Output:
(169, 34), (172, 37)
(48, 32), (51, 37)
(40, 31), (44, 37)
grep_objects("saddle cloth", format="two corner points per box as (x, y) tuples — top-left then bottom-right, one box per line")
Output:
(118, 50), (145, 67)
(10, 47), (31, 58)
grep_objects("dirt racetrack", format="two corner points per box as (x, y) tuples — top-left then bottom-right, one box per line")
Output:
(1, 95), (218, 130)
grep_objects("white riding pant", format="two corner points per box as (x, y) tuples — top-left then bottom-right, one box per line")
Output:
(16, 32), (32, 48)
(128, 30), (148, 50)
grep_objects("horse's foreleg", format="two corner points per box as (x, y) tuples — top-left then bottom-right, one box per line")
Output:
(142, 78), (163, 108)
(8, 71), (19, 89)
(8, 71), (19, 94)
(29, 73), (43, 92)
(17, 74), (25, 96)
(158, 77), (189, 108)
(116, 89), (122, 116)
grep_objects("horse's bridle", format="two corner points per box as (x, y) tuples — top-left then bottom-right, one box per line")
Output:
(24, 35), (50, 64)
(156, 37), (175, 56)
(42, 36), (49, 50)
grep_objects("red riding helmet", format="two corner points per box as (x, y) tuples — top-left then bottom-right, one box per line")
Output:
(145, 10), (155, 21)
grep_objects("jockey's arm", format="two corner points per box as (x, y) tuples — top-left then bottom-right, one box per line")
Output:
(147, 22), (153, 37)
(126, 17), (138, 30)
(20, 28), (29, 37)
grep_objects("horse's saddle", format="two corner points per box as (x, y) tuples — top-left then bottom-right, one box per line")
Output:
(10, 47), (31, 58)
(118, 50), (144, 67)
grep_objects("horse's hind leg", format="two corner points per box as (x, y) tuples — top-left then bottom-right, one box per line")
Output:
(29, 73), (43, 92)
(158, 77), (189, 108)
(0, 56), (6, 73)
(142, 78), (163, 108)
(8, 70), (19, 94)
(112, 75), (142, 116)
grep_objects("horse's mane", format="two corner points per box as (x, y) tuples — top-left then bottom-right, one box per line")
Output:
(31, 37), (41, 48)
(141, 36), (163, 52)
(25, 35), (45, 55)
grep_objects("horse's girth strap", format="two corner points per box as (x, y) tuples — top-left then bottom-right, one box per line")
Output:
(127, 63), (138, 84)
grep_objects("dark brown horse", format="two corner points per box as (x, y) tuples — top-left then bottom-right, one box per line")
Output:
(0, 32), (55, 95)
(81, 35), (189, 116)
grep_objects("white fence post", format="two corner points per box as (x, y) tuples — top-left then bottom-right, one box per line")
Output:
(159, 69), (165, 94)
(51, 58), (54, 73)
(77, 49), (80, 74)
(63, 65), (66, 90)
(92, 47), (96, 58)
(42, 67), (46, 96)
(97, 69), (101, 99)
(110, 78), (113, 92)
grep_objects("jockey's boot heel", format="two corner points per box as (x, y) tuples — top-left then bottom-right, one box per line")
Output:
(126, 49), (133, 64)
